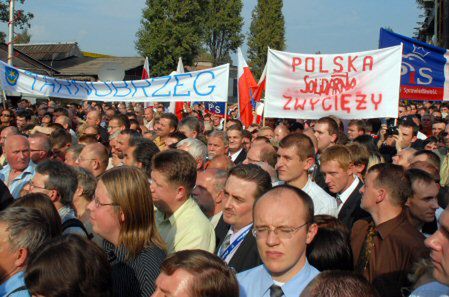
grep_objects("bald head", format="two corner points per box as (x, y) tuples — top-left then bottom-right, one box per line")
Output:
(55, 115), (70, 130)
(77, 143), (109, 177)
(29, 133), (51, 164)
(207, 155), (234, 171)
(244, 142), (277, 168)
(86, 110), (101, 127)
(1, 126), (19, 147)
(274, 124), (290, 142)
(5, 135), (30, 171)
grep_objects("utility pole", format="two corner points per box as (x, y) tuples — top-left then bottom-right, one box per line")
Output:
(7, 0), (15, 66)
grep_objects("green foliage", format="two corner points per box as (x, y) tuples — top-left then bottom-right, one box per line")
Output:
(14, 28), (31, 44)
(202, 0), (244, 66)
(247, 0), (285, 78)
(136, 0), (206, 76)
(0, 0), (34, 43)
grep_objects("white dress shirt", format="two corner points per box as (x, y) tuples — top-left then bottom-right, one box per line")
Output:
(337, 176), (360, 213)
(302, 177), (338, 217)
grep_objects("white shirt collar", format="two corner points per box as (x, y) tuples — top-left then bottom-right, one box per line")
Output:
(228, 223), (252, 243)
(229, 148), (243, 162)
(337, 176), (359, 210)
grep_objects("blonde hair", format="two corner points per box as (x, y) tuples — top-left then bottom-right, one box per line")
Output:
(320, 145), (353, 170)
(100, 166), (166, 258)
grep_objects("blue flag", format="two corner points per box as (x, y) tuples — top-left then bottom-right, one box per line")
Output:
(379, 28), (449, 101)
(205, 101), (226, 117)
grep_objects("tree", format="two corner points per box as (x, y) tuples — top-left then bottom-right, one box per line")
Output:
(0, 0), (33, 42)
(14, 28), (31, 44)
(136, 0), (206, 76)
(247, 0), (285, 78)
(202, 0), (244, 66)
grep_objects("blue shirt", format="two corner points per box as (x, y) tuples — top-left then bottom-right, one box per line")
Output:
(0, 271), (30, 297)
(409, 281), (449, 297)
(237, 261), (319, 297)
(0, 162), (35, 199)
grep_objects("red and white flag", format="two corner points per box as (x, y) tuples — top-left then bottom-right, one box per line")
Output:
(142, 57), (152, 108)
(168, 57), (186, 119)
(237, 48), (258, 128)
(253, 64), (266, 124)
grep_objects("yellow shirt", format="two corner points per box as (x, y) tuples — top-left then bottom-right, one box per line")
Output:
(153, 136), (166, 151)
(156, 198), (216, 254)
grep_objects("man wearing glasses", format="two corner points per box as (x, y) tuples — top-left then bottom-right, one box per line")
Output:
(0, 109), (13, 127)
(238, 185), (319, 297)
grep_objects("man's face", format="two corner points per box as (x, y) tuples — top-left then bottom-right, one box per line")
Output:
(444, 125), (449, 147)
(114, 134), (131, 159)
(392, 149), (414, 169)
(227, 130), (243, 153)
(242, 137), (251, 151)
(347, 125), (362, 140)
(314, 123), (334, 152)
(274, 126), (289, 142)
(6, 138), (30, 171)
(86, 111), (99, 127)
(29, 173), (54, 199)
(124, 146), (138, 167)
(254, 191), (317, 282)
(152, 269), (194, 297)
(156, 118), (174, 138)
(258, 129), (274, 140)
(29, 138), (47, 164)
(107, 119), (122, 136)
(398, 106), (406, 117)
(192, 171), (220, 217)
(320, 160), (353, 194)
(244, 145), (264, 165)
(432, 123), (446, 137)
(276, 146), (309, 184)
(144, 108), (154, 122)
(407, 180), (439, 223)
(360, 171), (380, 212)
(16, 116), (26, 130)
(399, 125), (415, 149)
(179, 125), (195, 139)
(207, 136), (227, 159)
(76, 149), (96, 174)
(0, 222), (20, 282)
(425, 209), (449, 285)
(0, 110), (12, 124)
(222, 175), (258, 230)
(150, 170), (179, 214)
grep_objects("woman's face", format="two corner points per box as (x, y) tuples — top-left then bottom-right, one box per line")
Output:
(425, 141), (439, 151)
(87, 180), (122, 245)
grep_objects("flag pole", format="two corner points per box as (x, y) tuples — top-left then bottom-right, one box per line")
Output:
(223, 101), (228, 130)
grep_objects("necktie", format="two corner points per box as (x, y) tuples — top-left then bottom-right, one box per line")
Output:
(336, 194), (343, 207)
(270, 284), (284, 297)
(219, 233), (232, 257)
(355, 223), (377, 273)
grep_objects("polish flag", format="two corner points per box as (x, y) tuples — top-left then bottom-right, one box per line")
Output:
(237, 48), (258, 128)
(168, 57), (186, 119)
(142, 57), (153, 108)
(253, 64), (266, 124)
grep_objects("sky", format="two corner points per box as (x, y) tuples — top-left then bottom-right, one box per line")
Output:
(1, 0), (422, 61)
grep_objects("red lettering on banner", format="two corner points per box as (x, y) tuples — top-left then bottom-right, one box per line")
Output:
(371, 94), (382, 110)
(348, 56), (358, 72)
(333, 56), (344, 72)
(355, 94), (367, 110)
(310, 98), (320, 110)
(305, 57), (315, 72)
(301, 73), (357, 96)
(283, 95), (293, 110)
(292, 58), (301, 73)
(319, 57), (328, 73)
(363, 56), (374, 71)
(294, 98), (306, 110)
(322, 97), (332, 111)
(340, 94), (351, 113)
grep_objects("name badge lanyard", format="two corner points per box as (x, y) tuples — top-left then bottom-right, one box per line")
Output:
(219, 226), (252, 260)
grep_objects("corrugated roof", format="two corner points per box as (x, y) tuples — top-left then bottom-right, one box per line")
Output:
(14, 42), (83, 61)
(54, 57), (145, 76)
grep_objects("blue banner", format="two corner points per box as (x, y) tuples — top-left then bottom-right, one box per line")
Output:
(379, 28), (449, 101)
(205, 101), (226, 117)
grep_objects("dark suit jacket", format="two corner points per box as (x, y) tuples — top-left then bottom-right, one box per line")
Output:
(215, 216), (261, 273)
(338, 181), (370, 230)
(232, 149), (247, 165)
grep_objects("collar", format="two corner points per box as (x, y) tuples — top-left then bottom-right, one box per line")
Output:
(1, 161), (35, 179)
(259, 261), (316, 297)
(376, 211), (407, 240)
(302, 177), (313, 192)
(338, 176), (359, 206)
(0, 271), (25, 295)
(229, 148), (243, 161)
(158, 198), (196, 226)
(228, 223), (253, 243)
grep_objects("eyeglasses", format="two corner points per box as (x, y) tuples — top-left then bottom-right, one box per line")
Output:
(29, 181), (51, 191)
(1, 113), (11, 117)
(252, 223), (309, 240)
(93, 196), (119, 208)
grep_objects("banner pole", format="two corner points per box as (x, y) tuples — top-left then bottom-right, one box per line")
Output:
(223, 101), (228, 130)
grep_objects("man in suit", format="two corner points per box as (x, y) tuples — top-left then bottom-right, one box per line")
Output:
(215, 164), (272, 273)
(227, 125), (247, 165)
(320, 145), (370, 229)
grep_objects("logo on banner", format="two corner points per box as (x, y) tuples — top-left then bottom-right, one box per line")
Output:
(5, 66), (19, 86)
(402, 44), (432, 85)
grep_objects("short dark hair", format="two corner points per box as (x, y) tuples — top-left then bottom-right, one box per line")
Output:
(399, 120), (419, 136)
(160, 249), (239, 297)
(131, 139), (160, 177)
(368, 163), (411, 206)
(25, 235), (112, 297)
(279, 133), (315, 160)
(228, 164), (272, 200)
(317, 117), (339, 137)
(49, 129), (72, 148)
(152, 149), (197, 193)
(413, 149), (441, 168)
(226, 119), (243, 130)
(348, 120), (366, 133)
(121, 129), (142, 146)
(16, 109), (32, 120)
(179, 116), (201, 134)
(36, 160), (78, 206)
(307, 228), (353, 271)
(406, 168), (436, 193)
(110, 114), (130, 130)
(160, 113), (179, 130)
(300, 270), (379, 297)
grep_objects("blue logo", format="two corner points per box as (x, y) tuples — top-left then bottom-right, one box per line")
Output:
(5, 66), (19, 86)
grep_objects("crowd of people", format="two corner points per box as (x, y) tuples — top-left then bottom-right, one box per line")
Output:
(0, 98), (448, 297)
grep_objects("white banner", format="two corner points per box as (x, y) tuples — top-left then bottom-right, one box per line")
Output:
(0, 61), (229, 102)
(265, 45), (403, 119)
